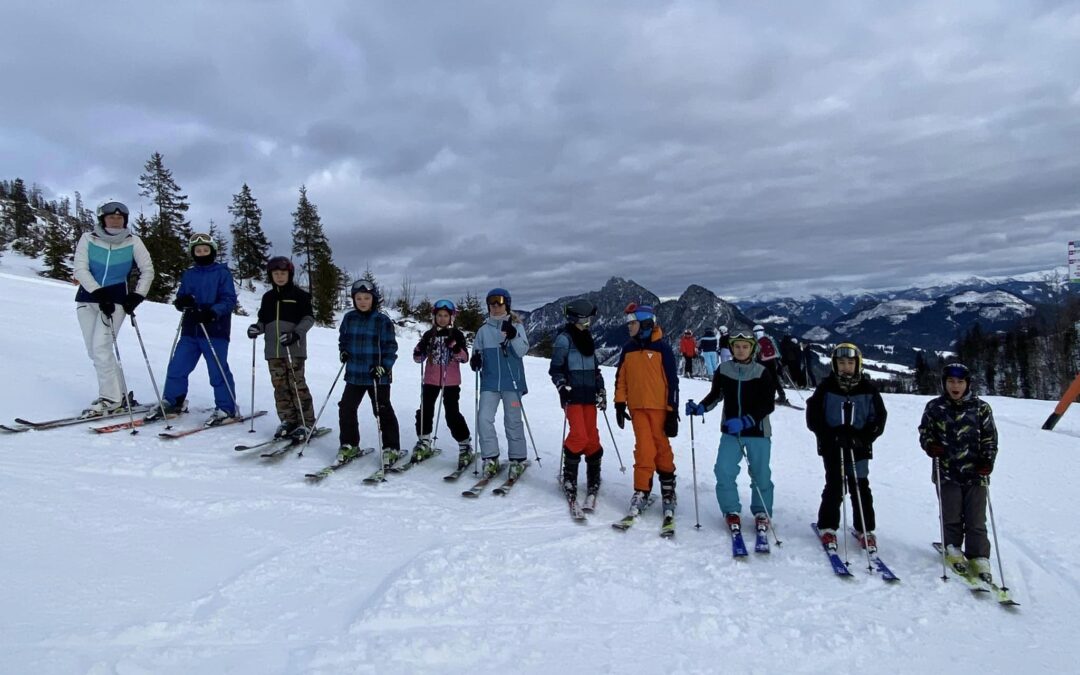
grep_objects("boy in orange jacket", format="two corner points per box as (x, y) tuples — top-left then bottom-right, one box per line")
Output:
(613, 303), (680, 531)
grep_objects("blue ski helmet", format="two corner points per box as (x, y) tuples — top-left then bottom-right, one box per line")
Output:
(486, 288), (511, 310)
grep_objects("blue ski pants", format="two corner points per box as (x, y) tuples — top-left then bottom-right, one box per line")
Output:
(714, 433), (773, 517)
(163, 335), (237, 415)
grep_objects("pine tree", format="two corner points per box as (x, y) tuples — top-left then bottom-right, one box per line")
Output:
(6, 178), (37, 254)
(228, 183), (272, 281)
(290, 186), (341, 325)
(138, 152), (192, 300)
(208, 219), (229, 267)
(40, 213), (74, 280)
(456, 292), (485, 333)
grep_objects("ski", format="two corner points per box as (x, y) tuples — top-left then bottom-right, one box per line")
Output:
(850, 529), (899, 581)
(565, 491), (587, 522)
(462, 464), (506, 498)
(5, 406), (154, 432)
(361, 451), (406, 484)
(235, 436), (285, 452)
(389, 447), (444, 473)
(611, 495), (657, 531)
(730, 528), (749, 557)
(260, 428), (332, 458)
(755, 527), (770, 554)
(931, 543), (1018, 606)
(776, 400), (805, 411)
(660, 514), (675, 538)
(491, 462), (529, 496)
(92, 411), (185, 434)
(158, 411), (268, 439)
(581, 492), (598, 513)
(305, 447), (375, 482)
(443, 452), (477, 481)
(812, 523), (853, 576)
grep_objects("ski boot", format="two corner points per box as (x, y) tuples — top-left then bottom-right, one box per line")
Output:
(288, 425), (311, 441)
(944, 545), (968, 575)
(456, 439), (476, 470)
(336, 444), (361, 462)
(381, 448), (403, 470)
(971, 557), (992, 584)
(481, 457), (501, 479)
(726, 513), (742, 534)
(204, 408), (237, 427)
(411, 436), (437, 462)
(755, 513), (770, 535)
(143, 398), (185, 422)
(818, 527), (838, 552)
(854, 530), (877, 554)
(507, 459), (527, 480)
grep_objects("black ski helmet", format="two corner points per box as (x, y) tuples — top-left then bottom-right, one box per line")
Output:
(351, 278), (381, 308)
(266, 256), (294, 284)
(941, 362), (972, 395)
(564, 298), (597, 321)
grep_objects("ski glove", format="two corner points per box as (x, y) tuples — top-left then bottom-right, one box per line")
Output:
(975, 461), (993, 476)
(924, 444), (945, 458)
(247, 324), (263, 339)
(596, 389), (607, 411)
(90, 288), (115, 317)
(664, 410), (679, 438)
(370, 365), (386, 380)
(417, 331), (434, 355)
(194, 307), (217, 324)
(556, 384), (572, 408)
(173, 294), (197, 311)
(721, 415), (755, 435)
(279, 331), (300, 347)
(470, 352), (483, 372)
(684, 400), (706, 417)
(121, 292), (145, 315)
(615, 402), (630, 429)
(339, 350), (349, 364)
(502, 320), (517, 340)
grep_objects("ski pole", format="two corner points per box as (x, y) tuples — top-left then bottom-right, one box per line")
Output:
(249, 334), (257, 433)
(690, 414), (701, 530)
(933, 458), (949, 581)
(169, 311), (185, 362)
(846, 442), (875, 574)
(781, 368), (806, 403)
(431, 364), (446, 450)
(838, 443), (851, 564)
(371, 373), (388, 478)
(128, 313), (170, 430)
(985, 482), (1010, 593)
(297, 361), (345, 457)
(559, 411), (567, 482)
(501, 344), (541, 467)
(284, 344), (309, 438)
(106, 316), (137, 434)
(473, 368), (481, 476)
(738, 437), (782, 546)
(599, 408), (628, 473)
(199, 322), (239, 413)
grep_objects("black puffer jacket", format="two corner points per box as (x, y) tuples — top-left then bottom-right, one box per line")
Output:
(806, 374), (887, 461)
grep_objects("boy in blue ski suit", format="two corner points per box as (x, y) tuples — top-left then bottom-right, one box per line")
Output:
(152, 233), (238, 426)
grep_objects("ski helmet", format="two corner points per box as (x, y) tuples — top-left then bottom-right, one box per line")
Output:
(831, 343), (863, 378)
(432, 298), (457, 315)
(188, 232), (217, 255)
(486, 288), (511, 310)
(351, 278), (381, 307)
(624, 302), (656, 336)
(96, 200), (129, 227)
(718, 325), (729, 335)
(266, 256), (294, 283)
(753, 324), (765, 335)
(728, 331), (757, 357)
(941, 362), (972, 395)
(564, 298), (597, 322)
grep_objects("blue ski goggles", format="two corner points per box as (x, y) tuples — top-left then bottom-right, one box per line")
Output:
(943, 363), (970, 380)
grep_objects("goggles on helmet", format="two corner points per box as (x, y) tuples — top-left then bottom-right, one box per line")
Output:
(351, 279), (376, 294)
(433, 298), (457, 314)
(190, 233), (214, 247)
(833, 345), (859, 359)
(97, 201), (129, 218)
(267, 257), (292, 272)
(943, 363), (970, 380)
(486, 295), (507, 307)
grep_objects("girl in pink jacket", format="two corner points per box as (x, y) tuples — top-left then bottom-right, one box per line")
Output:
(411, 299), (473, 468)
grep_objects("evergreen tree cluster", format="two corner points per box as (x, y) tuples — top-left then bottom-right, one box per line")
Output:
(2, 154), (348, 326)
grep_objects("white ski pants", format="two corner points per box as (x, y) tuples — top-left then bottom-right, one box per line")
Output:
(77, 302), (127, 402)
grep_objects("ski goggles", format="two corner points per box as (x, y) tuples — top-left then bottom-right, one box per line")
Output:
(189, 233), (214, 247)
(729, 332), (756, 345)
(833, 345), (859, 359)
(486, 295), (507, 306)
(267, 257), (293, 272)
(433, 298), (457, 314)
(351, 279), (376, 294)
(943, 363), (970, 379)
(573, 316), (592, 327)
(97, 201), (129, 218)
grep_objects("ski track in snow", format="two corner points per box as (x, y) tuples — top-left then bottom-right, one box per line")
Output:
(0, 270), (1077, 674)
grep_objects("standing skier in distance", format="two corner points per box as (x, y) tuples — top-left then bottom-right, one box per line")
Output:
(72, 200), (155, 417)
(549, 298), (606, 507)
(679, 329), (698, 378)
(753, 324), (788, 404)
(806, 343), (887, 553)
(717, 325), (733, 363)
(919, 363), (999, 583)
(699, 328), (720, 379)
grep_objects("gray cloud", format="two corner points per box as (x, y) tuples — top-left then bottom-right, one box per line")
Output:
(3, 1), (1079, 307)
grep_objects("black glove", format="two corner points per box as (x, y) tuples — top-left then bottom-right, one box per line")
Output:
(247, 324), (262, 339)
(340, 350), (349, 364)
(470, 352), (483, 372)
(279, 331), (300, 347)
(121, 292), (144, 315)
(975, 460), (993, 477)
(664, 410), (679, 438)
(596, 389), (607, 411)
(556, 383), (572, 408)
(924, 444), (945, 458)
(502, 320), (517, 340)
(370, 365), (386, 379)
(91, 288), (115, 318)
(173, 294), (196, 311)
(195, 307), (217, 324)
(417, 330), (434, 355)
(615, 402), (630, 429)
(450, 333), (467, 355)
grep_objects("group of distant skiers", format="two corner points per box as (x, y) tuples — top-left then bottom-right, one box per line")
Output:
(73, 200), (1001, 584)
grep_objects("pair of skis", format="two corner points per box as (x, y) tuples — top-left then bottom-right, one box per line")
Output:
(234, 427), (333, 458)
(611, 496), (669, 536)
(461, 461), (529, 498)
(729, 522), (771, 557)
(811, 524), (899, 582)
(931, 543), (1019, 607)
(1, 406), (153, 433)
(566, 491), (598, 523)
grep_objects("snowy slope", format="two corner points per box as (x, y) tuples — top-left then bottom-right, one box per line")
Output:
(1, 270), (1078, 674)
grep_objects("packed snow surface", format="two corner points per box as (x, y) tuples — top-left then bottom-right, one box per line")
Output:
(1, 268), (1077, 674)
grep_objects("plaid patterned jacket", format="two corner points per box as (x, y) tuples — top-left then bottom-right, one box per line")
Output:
(338, 309), (398, 386)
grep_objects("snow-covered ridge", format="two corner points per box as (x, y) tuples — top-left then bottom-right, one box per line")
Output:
(947, 290), (1036, 321)
(835, 299), (934, 328)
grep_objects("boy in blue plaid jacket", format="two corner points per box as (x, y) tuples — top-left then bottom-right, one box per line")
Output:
(337, 280), (401, 465)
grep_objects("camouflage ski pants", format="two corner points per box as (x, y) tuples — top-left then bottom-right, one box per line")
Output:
(267, 357), (315, 426)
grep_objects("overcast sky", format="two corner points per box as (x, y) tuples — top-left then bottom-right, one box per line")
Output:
(3, 1), (1079, 308)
